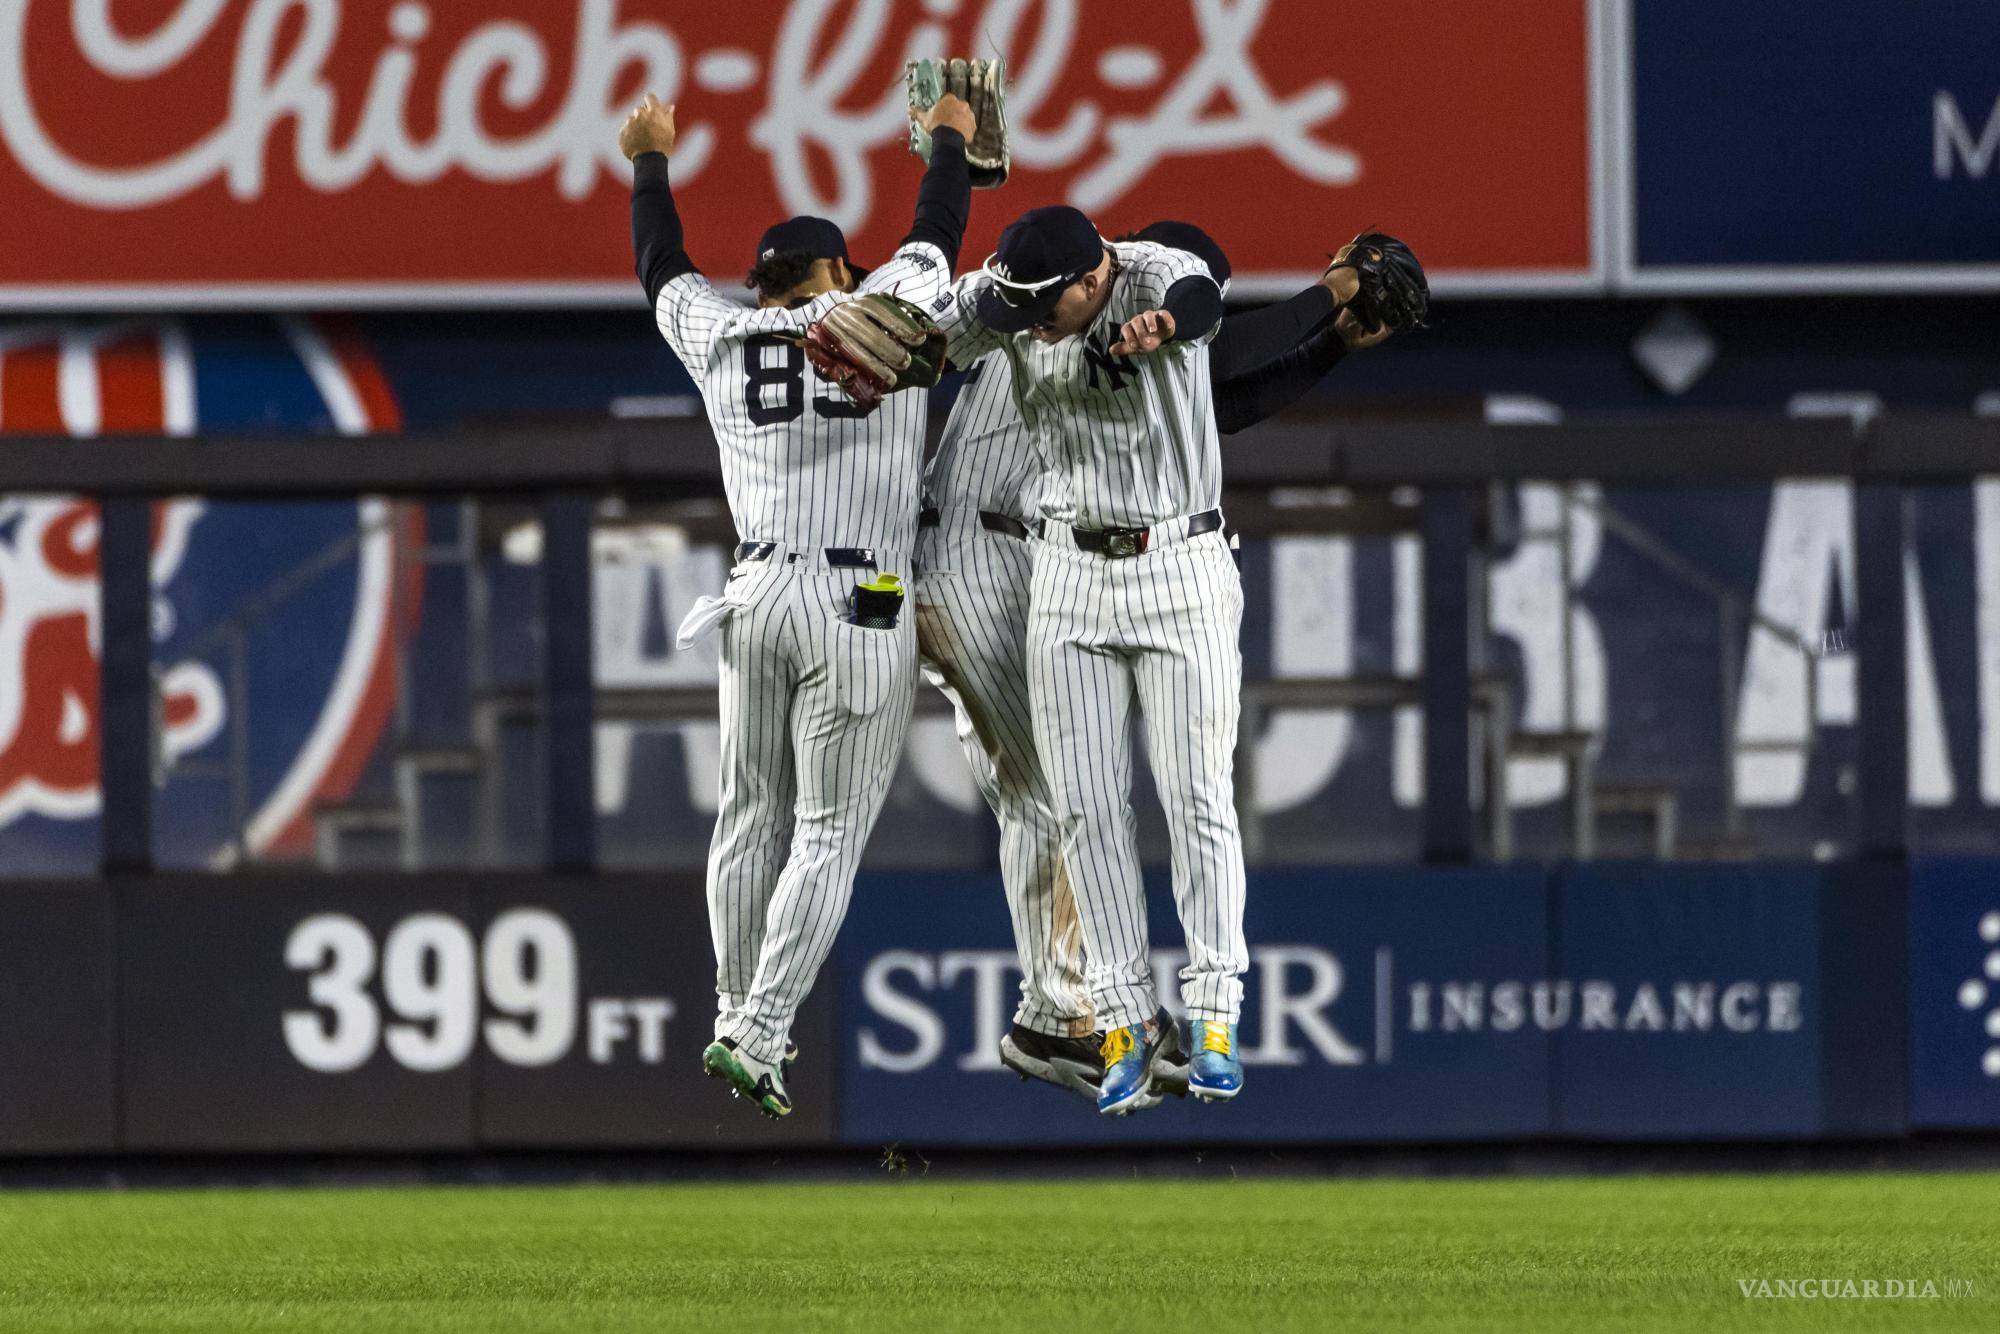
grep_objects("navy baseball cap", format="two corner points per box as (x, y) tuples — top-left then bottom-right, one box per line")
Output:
(1134, 220), (1232, 290)
(754, 216), (849, 265)
(977, 205), (1106, 333)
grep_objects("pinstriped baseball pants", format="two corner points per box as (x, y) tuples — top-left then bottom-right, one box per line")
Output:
(1027, 526), (1249, 1031)
(915, 511), (1094, 1038)
(706, 551), (918, 1064)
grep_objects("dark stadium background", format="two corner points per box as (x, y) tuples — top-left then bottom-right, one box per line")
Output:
(0, 0), (1995, 1175)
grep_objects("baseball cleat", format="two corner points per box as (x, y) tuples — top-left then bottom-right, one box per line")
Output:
(1097, 1020), (1167, 1116)
(999, 1024), (1104, 1102)
(1149, 1010), (1191, 1098)
(701, 1038), (793, 1118)
(1187, 1021), (1243, 1102)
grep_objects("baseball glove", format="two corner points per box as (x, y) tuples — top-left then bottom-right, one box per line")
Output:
(907, 57), (1009, 189)
(800, 293), (949, 412)
(1326, 231), (1430, 335)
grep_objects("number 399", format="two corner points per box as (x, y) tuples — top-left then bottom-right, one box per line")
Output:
(282, 910), (577, 1073)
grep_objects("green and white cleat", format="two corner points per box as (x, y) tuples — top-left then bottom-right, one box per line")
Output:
(702, 1038), (793, 1118)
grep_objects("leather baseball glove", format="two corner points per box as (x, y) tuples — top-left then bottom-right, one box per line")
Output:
(1326, 232), (1430, 335)
(907, 57), (1009, 189)
(800, 293), (949, 412)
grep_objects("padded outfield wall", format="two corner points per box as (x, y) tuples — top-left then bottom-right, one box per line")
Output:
(2, 860), (1994, 1155)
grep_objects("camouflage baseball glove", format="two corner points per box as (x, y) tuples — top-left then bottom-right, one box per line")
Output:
(800, 293), (949, 413)
(907, 57), (1009, 189)
(1325, 231), (1430, 335)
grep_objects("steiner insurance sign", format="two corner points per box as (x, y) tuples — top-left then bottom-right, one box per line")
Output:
(835, 866), (1858, 1146)
(0, 0), (1593, 306)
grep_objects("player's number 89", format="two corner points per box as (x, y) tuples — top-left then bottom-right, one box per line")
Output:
(743, 333), (870, 425)
(282, 909), (577, 1073)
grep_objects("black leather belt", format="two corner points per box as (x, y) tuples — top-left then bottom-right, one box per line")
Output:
(918, 508), (1035, 542)
(734, 542), (876, 568)
(1071, 508), (1222, 559)
(980, 511), (1034, 541)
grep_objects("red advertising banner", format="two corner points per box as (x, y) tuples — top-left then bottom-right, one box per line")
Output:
(0, 1), (1595, 305)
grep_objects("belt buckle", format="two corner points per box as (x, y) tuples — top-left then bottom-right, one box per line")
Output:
(1105, 528), (1147, 559)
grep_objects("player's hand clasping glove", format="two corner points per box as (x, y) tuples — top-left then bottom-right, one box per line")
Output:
(907, 57), (1009, 188)
(800, 294), (949, 413)
(1326, 232), (1430, 335)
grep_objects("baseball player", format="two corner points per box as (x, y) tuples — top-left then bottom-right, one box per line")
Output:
(621, 91), (976, 1118)
(920, 221), (1418, 1104)
(926, 203), (1248, 1117)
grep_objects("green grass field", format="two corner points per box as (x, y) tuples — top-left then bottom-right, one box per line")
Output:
(0, 1173), (1994, 1332)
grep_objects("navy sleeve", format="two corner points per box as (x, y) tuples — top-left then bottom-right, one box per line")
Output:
(1209, 285), (1336, 384)
(632, 152), (697, 306)
(902, 127), (971, 269)
(1213, 320), (1350, 435)
(1160, 274), (1223, 343)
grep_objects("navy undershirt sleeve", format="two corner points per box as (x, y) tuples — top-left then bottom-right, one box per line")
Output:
(902, 127), (971, 269)
(1213, 320), (1350, 435)
(1209, 285), (1337, 384)
(631, 152), (697, 306)
(1160, 275), (1224, 343)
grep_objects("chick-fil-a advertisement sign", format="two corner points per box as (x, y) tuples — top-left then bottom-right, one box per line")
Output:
(0, 0), (1594, 305)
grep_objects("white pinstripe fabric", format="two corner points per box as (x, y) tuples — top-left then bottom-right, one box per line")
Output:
(655, 243), (949, 551)
(932, 240), (1248, 1034)
(921, 351), (1045, 524)
(707, 551), (917, 1062)
(935, 240), (1222, 529)
(916, 506), (1092, 1037)
(653, 243), (948, 1064)
(1028, 529), (1248, 1030)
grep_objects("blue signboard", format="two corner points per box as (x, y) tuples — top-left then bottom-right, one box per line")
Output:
(1551, 864), (1822, 1137)
(1624, 0), (2000, 287)
(1909, 859), (2000, 1129)
(836, 867), (1552, 1146)
(837, 863), (1912, 1146)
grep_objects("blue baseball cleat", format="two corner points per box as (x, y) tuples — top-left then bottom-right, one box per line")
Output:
(1187, 1021), (1243, 1102)
(1097, 1021), (1165, 1116)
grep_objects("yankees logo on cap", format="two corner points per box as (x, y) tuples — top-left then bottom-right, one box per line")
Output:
(977, 205), (1106, 333)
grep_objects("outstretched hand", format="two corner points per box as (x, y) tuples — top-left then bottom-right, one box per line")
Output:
(1323, 241), (1392, 350)
(1109, 309), (1176, 356)
(619, 94), (677, 160)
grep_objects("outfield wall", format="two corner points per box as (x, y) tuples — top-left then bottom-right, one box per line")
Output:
(2, 861), (1994, 1155)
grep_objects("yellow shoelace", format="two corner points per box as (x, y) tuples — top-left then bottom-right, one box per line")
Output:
(1199, 1023), (1232, 1057)
(1100, 1028), (1135, 1065)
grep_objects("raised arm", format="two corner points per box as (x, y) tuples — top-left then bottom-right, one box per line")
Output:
(620, 95), (754, 373)
(1209, 265), (1393, 434)
(621, 96), (696, 307)
(903, 95), (975, 269)
(858, 96), (977, 308)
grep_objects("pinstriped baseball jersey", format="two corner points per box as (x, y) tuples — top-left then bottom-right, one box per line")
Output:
(937, 240), (1222, 530)
(922, 354), (1045, 523)
(656, 243), (945, 1069)
(916, 356), (1078, 1036)
(914, 515), (1091, 1037)
(654, 241), (951, 550)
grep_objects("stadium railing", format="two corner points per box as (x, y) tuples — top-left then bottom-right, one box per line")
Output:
(6, 412), (1995, 876)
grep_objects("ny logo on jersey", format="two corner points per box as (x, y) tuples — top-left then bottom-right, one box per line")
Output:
(1082, 334), (1135, 392)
